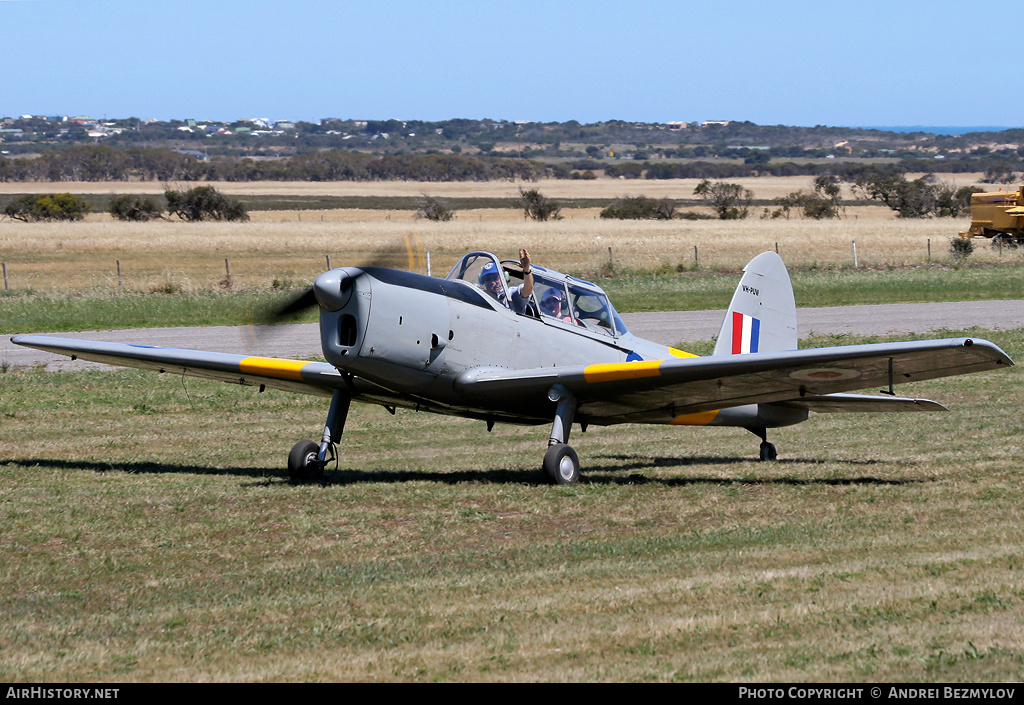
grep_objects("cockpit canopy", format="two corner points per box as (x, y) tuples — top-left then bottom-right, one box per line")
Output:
(446, 251), (628, 336)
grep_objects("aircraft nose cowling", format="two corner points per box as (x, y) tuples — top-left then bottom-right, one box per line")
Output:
(313, 269), (356, 311)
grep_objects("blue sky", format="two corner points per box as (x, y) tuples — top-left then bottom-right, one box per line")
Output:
(2, 0), (1019, 128)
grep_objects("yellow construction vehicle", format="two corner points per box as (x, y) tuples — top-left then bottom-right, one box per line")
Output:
(961, 185), (1024, 243)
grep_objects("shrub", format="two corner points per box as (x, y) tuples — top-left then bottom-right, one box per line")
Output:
(600, 195), (676, 220)
(108, 194), (164, 221)
(3, 193), (92, 222)
(950, 236), (974, 261)
(516, 187), (562, 221)
(415, 194), (455, 221)
(164, 186), (248, 222)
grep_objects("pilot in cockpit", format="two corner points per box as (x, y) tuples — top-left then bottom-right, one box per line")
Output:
(479, 248), (534, 314)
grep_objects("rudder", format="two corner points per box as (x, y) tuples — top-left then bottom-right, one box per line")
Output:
(712, 251), (797, 355)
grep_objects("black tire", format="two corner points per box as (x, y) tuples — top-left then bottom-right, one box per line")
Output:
(543, 443), (580, 485)
(759, 441), (778, 462)
(288, 440), (322, 481)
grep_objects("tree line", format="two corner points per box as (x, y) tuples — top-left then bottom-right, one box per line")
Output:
(0, 146), (545, 183)
(3, 145), (1021, 185)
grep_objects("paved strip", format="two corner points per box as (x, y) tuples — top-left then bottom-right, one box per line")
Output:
(630, 299), (1024, 345)
(4, 300), (1023, 371)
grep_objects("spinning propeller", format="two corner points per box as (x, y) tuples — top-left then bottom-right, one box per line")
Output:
(260, 232), (425, 325)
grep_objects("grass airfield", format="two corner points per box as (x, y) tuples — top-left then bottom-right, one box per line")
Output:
(1, 178), (1024, 681)
(2, 328), (1022, 682)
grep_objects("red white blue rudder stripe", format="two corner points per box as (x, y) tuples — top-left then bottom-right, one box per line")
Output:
(731, 311), (760, 354)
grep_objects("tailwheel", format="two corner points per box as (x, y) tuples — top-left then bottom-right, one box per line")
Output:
(759, 441), (778, 462)
(288, 439), (323, 482)
(543, 443), (580, 485)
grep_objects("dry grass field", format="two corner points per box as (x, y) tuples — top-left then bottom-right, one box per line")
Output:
(0, 173), (995, 200)
(2, 176), (1019, 295)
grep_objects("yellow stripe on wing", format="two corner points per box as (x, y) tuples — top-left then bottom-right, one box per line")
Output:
(583, 348), (697, 384)
(583, 360), (663, 383)
(239, 356), (309, 381)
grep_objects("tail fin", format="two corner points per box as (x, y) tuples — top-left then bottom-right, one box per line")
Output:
(713, 251), (797, 355)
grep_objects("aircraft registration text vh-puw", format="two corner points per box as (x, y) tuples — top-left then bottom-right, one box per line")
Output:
(12, 250), (1013, 484)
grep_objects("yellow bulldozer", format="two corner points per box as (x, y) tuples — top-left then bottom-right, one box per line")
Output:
(961, 185), (1024, 243)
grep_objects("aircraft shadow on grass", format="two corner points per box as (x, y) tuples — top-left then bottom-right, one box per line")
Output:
(9, 455), (922, 488)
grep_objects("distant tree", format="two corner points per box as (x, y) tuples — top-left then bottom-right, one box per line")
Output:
(852, 170), (938, 218)
(3, 193), (91, 222)
(982, 164), (1016, 184)
(164, 186), (248, 222)
(934, 184), (981, 218)
(693, 179), (753, 219)
(108, 194), (164, 221)
(768, 175), (844, 220)
(744, 149), (770, 165)
(415, 194), (455, 221)
(515, 187), (562, 221)
(852, 170), (973, 218)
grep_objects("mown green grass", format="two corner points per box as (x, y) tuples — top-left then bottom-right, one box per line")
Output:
(3, 264), (1023, 334)
(0, 328), (1022, 681)
(0, 290), (304, 335)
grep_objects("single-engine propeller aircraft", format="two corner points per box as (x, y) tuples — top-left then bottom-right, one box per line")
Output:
(12, 250), (1013, 484)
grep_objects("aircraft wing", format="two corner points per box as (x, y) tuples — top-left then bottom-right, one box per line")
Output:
(454, 338), (1012, 422)
(10, 335), (344, 398)
(776, 393), (947, 413)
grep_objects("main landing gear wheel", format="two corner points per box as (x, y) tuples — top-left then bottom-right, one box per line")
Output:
(759, 441), (778, 462)
(543, 443), (580, 485)
(288, 439), (323, 481)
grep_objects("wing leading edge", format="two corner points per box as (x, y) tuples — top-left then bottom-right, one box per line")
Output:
(454, 337), (1012, 423)
(11, 335), (344, 397)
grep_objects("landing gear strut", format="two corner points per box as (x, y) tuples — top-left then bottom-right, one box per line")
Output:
(749, 426), (778, 462)
(288, 389), (351, 481)
(543, 384), (580, 484)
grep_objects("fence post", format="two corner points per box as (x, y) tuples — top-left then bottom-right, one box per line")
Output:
(326, 254), (332, 270)
(852, 241), (858, 267)
(927, 239), (931, 263)
(694, 245), (699, 269)
(2, 262), (7, 293)
(116, 260), (123, 291)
